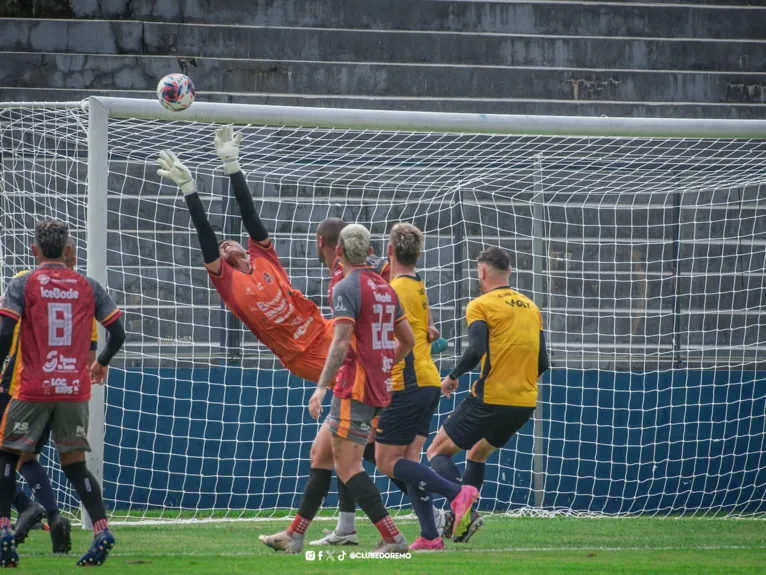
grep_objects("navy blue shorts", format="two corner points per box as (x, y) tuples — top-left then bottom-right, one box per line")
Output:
(443, 394), (535, 450)
(375, 386), (441, 446)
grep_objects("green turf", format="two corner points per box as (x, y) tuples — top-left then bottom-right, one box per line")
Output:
(12, 516), (766, 574)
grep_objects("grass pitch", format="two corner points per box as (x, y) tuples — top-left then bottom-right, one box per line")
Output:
(12, 515), (766, 574)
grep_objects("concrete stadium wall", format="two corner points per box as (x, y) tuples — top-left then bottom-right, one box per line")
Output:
(1, 0), (763, 118)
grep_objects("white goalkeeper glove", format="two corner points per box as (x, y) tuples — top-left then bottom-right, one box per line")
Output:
(156, 150), (196, 195)
(214, 124), (243, 175)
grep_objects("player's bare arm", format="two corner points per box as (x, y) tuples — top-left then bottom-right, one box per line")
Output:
(214, 125), (272, 250)
(309, 321), (353, 419)
(157, 150), (223, 276)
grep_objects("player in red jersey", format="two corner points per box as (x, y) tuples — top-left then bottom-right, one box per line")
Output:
(260, 224), (415, 553)
(311, 219), (449, 546)
(156, 126), (333, 382)
(0, 237), (92, 553)
(311, 218), (400, 546)
(0, 219), (126, 567)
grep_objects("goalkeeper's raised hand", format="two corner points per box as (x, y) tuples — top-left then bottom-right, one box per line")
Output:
(156, 150), (196, 195)
(214, 125), (243, 175)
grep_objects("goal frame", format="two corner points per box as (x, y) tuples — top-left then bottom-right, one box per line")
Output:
(4, 96), (766, 525)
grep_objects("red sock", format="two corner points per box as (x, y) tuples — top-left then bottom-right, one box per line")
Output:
(93, 518), (109, 535)
(0, 517), (9, 530)
(374, 515), (400, 542)
(286, 514), (311, 537)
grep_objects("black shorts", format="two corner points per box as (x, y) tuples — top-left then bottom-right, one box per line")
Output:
(443, 394), (535, 450)
(0, 393), (52, 454)
(376, 386), (441, 446)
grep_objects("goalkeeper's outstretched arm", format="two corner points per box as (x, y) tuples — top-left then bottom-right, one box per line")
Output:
(156, 150), (222, 275)
(214, 125), (270, 248)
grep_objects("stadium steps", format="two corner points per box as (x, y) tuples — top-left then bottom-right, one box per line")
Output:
(2, 52), (764, 104)
(0, 0), (764, 117)
(1, 20), (764, 72)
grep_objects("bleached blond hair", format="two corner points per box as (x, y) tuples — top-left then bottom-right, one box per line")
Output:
(339, 223), (371, 266)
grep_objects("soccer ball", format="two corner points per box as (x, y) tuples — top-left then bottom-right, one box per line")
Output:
(156, 73), (195, 112)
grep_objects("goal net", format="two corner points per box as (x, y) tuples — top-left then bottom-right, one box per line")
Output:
(1, 99), (764, 522)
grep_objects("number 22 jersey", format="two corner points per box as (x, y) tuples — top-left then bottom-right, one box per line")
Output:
(330, 267), (406, 408)
(0, 263), (122, 402)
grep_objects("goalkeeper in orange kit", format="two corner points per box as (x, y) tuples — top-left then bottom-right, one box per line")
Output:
(157, 126), (333, 382)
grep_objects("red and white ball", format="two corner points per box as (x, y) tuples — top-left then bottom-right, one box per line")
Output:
(156, 73), (195, 112)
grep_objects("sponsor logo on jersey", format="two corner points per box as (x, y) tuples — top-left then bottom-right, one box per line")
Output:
(293, 316), (314, 340)
(76, 425), (87, 438)
(373, 291), (392, 303)
(335, 296), (347, 312)
(263, 272), (273, 284)
(44, 377), (80, 395)
(40, 287), (79, 300)
(42, 351), (59, 373)
(41, 351), (77, 373)
(38, 274), (50, 285)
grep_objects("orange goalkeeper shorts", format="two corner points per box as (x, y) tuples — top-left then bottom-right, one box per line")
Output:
(283, 322), (333, 383)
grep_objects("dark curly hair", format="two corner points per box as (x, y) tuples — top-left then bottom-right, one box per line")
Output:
(35, 219), (69, 259)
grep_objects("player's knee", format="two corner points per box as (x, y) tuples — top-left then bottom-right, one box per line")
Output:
(376, 455), (394, 477)
(310, 437), (334, 469)
(467, 442), (494, 462)
(58, 450), (86, 466)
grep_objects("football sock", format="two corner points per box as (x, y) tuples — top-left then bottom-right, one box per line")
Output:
(363, 442), (409, 495)
(12, 487), (31, 514)
(407, 481), (439, 540)
(430, 454), (463, 484)
(336, 512), (356, 536)
(0, 452), (19, 528)
(336, 479), (357, 535)
(373, 515), (401, 542)
(393, 458), (461, 501)
(288, 468), (331, 536)
(287, 514), (310, 538)
(463, 460), (486, 490)
(61, 462), (108, 535)
(345, 472), (387, 523)
(20, 460), (59, 519)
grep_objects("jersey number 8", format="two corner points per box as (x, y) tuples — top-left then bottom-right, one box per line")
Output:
(48, 302), (73, 347)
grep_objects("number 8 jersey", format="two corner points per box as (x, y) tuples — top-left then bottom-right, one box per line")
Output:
(331, 267), (406, 408)
(0, 263), (122, 402)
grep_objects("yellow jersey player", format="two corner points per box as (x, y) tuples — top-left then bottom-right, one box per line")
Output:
(427, 246), (549, 543)
(374, 223), (449, 550)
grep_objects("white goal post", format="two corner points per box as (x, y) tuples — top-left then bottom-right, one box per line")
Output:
(1, 97), (765, 523)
